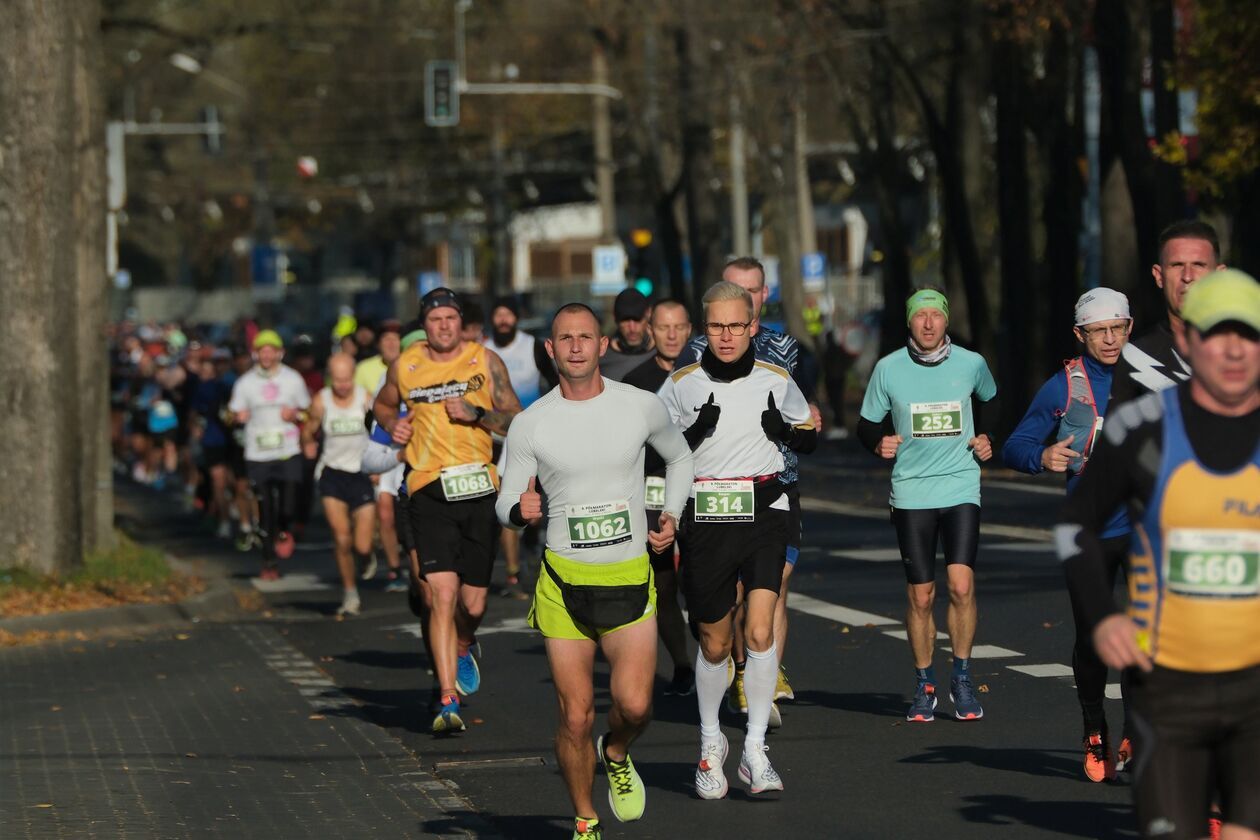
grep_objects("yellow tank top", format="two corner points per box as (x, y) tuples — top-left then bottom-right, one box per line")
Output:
(396, 341), (497, 493)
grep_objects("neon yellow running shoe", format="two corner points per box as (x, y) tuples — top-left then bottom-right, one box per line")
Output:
(597, 733), (645, 822)
(572, 816), (602, 839)
(775, 666), (795, 701)
(727, 668), (747, 714)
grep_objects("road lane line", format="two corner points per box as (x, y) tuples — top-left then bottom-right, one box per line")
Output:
(788, 592), (899, 627)
(1007, 663), (1075, 678)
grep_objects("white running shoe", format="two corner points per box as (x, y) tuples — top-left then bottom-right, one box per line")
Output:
(694, 733), (729, 800)
(738, 743), (784, 794)
(767, 701), (782, 729)
(336, 589), (361, 617)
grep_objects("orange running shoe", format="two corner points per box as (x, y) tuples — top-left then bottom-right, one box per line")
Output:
(1115, 737), (1133, 773)
(1083, 732), (1116, 782)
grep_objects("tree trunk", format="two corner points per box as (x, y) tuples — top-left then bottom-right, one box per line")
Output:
(73, 0), (112, 553)
(0, 0), (89, 573)
(992, 29), (1033, 432)
(675, 22), (724, 314)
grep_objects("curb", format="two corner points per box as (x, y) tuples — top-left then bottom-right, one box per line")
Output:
(0, 553), (252, 636)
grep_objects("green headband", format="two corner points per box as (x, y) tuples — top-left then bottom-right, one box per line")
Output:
(906, 289), (949, 324)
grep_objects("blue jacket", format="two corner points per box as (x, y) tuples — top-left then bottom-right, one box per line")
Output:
(1002, 354), (1130, 539)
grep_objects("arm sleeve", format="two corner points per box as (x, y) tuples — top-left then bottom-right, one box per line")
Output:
(360, 440), (403, 474)
(856, 414), (889, 455)
(644, 396), (694, 518)
(495, 417), (538, 530)
(1001, 373), (1065, 474)
(1057, 431), (1140, 630)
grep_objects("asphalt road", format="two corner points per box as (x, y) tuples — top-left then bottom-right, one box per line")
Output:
(255, 444), (1137, 839)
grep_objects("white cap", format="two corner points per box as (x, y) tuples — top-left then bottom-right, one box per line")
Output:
(1074, 288), (1131, 326)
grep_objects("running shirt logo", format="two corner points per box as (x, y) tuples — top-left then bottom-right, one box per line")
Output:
(406, 373), (486, 404)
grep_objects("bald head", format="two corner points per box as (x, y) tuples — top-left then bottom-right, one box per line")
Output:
(328, 352), (356, 397)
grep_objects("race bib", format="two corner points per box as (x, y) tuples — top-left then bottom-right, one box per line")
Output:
(644, 476), (666, 511)
(255, 430), (285, 451)
(910, 401), (962, 438)
(566, 500), (633, 549)
(328, 417), (362, 436)
(693, 480), (754, 523)
(440, 463), (495, 502)
(1164, 528), (1260, 598)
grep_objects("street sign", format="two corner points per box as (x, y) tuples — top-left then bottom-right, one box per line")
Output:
(591, 245), (627, 295)
(417, 271), (443, 297)
(802, 251), (826, 292)
(425, 60), (460, 127)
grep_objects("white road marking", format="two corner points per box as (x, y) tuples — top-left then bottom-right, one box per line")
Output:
(981, 479), (1065, 497)
(383, 616), (533, 640)
(968, 644), (1024, 658)
(881, 629), (948, 641)
(1105, 683), (1122, 700)
(251, 572), (333, 592)
(1007, 663), (1075, 678)
(787, 593), (899, 627)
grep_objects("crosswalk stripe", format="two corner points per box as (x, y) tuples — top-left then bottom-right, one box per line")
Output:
(788, 593), (899, 627)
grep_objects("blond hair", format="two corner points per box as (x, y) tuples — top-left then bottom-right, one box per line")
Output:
(702, 281), (754, 321)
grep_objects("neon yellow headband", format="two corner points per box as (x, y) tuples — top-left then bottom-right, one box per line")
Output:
(906, 289), (949, 324)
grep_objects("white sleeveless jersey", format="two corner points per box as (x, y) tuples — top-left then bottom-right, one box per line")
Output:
(484, 331), (541, 408)
(319, 385), (370, 473)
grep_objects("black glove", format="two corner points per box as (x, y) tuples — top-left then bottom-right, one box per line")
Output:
(761, 393), (790, 442)
(684, 392), (720, 450)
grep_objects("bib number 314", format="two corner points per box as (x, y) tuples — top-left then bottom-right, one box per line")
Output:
(440, 463), (495, 502)
(693, 480), (754, 523)
(567, 501), (633, 549)
(910, 401), (963, 438)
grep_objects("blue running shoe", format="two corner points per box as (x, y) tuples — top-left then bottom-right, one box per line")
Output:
(950, 674), (984, 720)
(906, 682), (937, 722)
(456, 649), (481, 696)
(432, 695), (465, 734)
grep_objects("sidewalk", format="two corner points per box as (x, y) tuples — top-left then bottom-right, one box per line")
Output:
(0, 483), (500, 838)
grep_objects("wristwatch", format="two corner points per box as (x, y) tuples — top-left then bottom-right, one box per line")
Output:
(473, 405), (487, 423)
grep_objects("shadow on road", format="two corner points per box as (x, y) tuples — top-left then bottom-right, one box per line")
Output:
(957, 793), (1137, 838)
(790, 689), (907, 718)
(899, 744), (1091, 780)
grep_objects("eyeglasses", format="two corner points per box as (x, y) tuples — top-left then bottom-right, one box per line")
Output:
(1080, 323), (1131, 340)
(704, 321), (750, 336)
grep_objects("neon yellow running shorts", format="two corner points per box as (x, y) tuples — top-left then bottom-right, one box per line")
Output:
(528, 549), (657, 641)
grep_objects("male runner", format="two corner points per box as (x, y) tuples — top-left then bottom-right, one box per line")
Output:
(1059, 269), (1260, 840)
(303, 353), (376, 617)
(228, 330), (311, 579)
(359, 321), (406, 590)
(857, 288), (997, 722)
(1003, 288), (1136, 778)
(497, 302), (693, 840)
(1112, 220), (1226, 402)
(622, 299), (697, 696)
(374, 288), (521, 733)
(484, 296), (553, 589)
(601, 288), (655, 381)
(674, 257), (820, 721)
(658, 281), (816, 799)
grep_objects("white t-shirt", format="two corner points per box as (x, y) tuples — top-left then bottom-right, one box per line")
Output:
(495, 378), (693, 565)
(228, 364), (311, 462)
(656, 359), (811, 510)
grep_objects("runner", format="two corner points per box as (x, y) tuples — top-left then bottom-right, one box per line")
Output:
(483, 296), (553, 591)
(189, 349), (237, 540)
(303, 353), (376, 617)
(1003, 288), (1136, 779)
(674, 258), (820, 724)
(1059, 269), (1260, 840)
(357, 321), (406, 590)
(657, 280), (817, 799)
(622, 298), (697, 696)
(228, 330), (312, 579)
(601, 288), (655, 381)
(1112, 220), (1226, 402)
(496, 302), (693, 840)
(374, 287), (522, 733)
(856, 287), (998, 723)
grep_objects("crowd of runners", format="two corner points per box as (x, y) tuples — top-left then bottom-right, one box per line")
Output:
(112, 219), (1259, 840)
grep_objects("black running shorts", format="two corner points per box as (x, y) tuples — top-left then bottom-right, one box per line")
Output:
(318, 467), (375, 511)
(1129, 664), (1260, 839)
(679, 503), (788, 625)
(406, 480), (499, 588)
(890, 503), (981, 585)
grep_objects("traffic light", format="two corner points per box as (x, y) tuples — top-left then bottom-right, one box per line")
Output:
(629, 228), (654, 296)
(425, 60), (460, 127)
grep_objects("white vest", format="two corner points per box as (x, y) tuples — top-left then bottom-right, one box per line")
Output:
(319, 385), (369, 473)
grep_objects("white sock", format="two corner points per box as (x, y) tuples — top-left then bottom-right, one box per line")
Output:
(695, 651), (728, 741)
(743, 643), (778, 746)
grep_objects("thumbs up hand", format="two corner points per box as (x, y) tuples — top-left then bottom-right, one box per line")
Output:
(519, 476), (543, 526)
(693, 392), (721, 433)
(761, 391), (790, 442)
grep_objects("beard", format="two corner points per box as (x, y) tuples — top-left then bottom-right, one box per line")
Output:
(492, 325), (516, 347)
